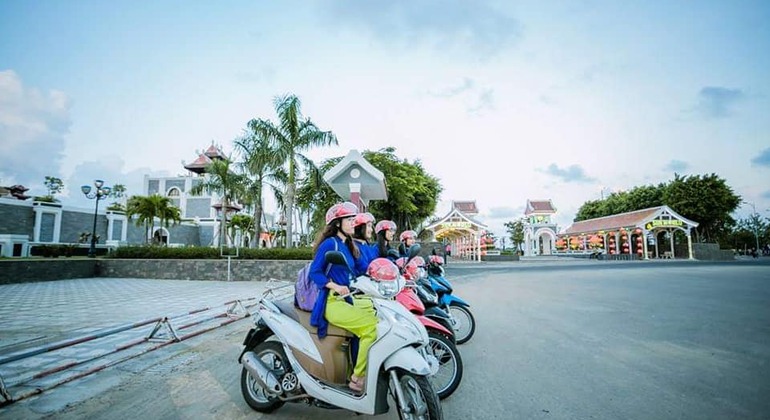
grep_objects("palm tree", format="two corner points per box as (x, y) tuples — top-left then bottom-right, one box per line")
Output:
(190, 158), (247, 248)
(249, 94), (337, 248)
(234, 129), (287, 248)
(126, 195), (182, 244)
(126, 195), (156, 243)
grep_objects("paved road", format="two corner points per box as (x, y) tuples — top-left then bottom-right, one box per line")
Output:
(2, 260), (769, 419)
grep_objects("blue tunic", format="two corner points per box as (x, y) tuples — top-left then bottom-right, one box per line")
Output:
(309, 237), (368, 338)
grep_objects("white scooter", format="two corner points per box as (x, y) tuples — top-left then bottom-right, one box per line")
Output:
(238, 246), (443, 419)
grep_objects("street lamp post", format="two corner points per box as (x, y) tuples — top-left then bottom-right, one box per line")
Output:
(81, 180), (111, 258)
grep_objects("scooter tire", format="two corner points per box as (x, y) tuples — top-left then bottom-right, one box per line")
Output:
(240, 341), (287, 413)
(449, 303), (476, 345)
(427, 331), (463, 399)
(394, 370), (444, 420)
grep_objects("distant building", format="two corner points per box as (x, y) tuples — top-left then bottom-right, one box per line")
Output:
(424, 200), (489, 262)
(523, 199), (558, 256)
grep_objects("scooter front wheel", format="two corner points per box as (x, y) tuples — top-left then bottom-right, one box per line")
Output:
(393, 371), (443, 420)
(448, 304), (475, 344)
(240, 341), (287, 413)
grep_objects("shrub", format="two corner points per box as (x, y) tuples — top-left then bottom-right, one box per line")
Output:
(110, 245), (313, 260)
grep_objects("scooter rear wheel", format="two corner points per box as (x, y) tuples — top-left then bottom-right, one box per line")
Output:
(241, 341), (288, 413)
(426, 332), (463, 399)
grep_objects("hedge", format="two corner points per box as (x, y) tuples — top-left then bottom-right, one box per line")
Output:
(110, 245), (314, 260)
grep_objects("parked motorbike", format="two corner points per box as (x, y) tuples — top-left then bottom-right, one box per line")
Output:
(395, 257), (463, 400)
(424, 255), (476, 345)
(238, 246), (443, 419)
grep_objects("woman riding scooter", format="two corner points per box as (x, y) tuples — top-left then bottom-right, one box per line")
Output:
(353, 212), (379, 264)
(398, 230), (418, 258)
(309, 202), (376, 393)
(374, 220), (398, 260)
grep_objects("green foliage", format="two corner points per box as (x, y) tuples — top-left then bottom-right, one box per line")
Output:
(126, 195), (182, 243)
(33, 195), (58, 203)
(504, 218), (526, 251)
(110, 245), (313, 260)
(33, 244), (77, 258)
(663, 173), (741, 241)
(249, 94), (339, 248)
(363, 148), (442, 231)
(44, 176), (64, 198)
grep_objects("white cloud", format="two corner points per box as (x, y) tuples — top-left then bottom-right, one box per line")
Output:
(0, 70), (71, 192)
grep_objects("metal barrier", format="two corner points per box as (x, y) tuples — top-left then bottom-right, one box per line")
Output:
(0, 298), (257, 406)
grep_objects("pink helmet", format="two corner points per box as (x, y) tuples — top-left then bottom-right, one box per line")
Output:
(399, 230), (417, 242)
(325, 202), (358, 225)
(353, 212), (375, 227)
(429, 255), (445, 265)
(367, 258), (399, 281)
(395, 256), (424, 280)
(375, 220), (397, 234)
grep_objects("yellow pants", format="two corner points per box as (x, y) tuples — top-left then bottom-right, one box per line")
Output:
(325, 294), (378, 378)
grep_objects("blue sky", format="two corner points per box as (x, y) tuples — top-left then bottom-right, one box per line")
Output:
(1, 0), (769, 238)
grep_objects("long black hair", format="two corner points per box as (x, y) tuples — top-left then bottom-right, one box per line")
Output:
(376, 230), (392, 258)
(313, 219), (361, 259)
(353, 223), (371, 244)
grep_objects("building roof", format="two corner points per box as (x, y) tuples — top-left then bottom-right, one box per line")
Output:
(525, 199), (556, 215)
(203, 144), (226, 160)
(563, 205), (698, 235)
(183, 154), (213, 174)
(452, 200), (478, 215)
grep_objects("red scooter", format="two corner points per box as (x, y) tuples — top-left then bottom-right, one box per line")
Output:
(395, 257), (463, 400)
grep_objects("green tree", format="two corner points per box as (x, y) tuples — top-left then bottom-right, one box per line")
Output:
(229, 213), (254, 247)
(504, 218), (526, 252)
(363, 148), (442, 231)
(126, 195), (157, 243)
(190, 158), (247, 247)
(126, 194), (181, 244)
(234, 128), (286, 248)
(248, 94), (338, 248)
(107, 184), (127, 211)
(663, 173), (741, 242)
(38, 175), (64, 202)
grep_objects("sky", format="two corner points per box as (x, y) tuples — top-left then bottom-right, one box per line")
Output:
(1, 0), (769, 239)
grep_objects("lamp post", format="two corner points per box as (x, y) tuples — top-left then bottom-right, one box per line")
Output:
(81, 180), (111, 258)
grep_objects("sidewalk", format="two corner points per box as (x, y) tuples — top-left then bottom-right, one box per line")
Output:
(0, 278), (266, 352)
(0, 278), (267, 407)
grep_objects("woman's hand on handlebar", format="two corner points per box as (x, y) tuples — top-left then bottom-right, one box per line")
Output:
(328, 282), (350, 297)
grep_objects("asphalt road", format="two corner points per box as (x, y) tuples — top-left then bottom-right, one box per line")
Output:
(3, 260), (769, 419)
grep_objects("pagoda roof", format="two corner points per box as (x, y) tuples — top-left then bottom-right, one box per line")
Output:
(452, 200), (478, 215)
(204, 144), (226, 160)
(525, 199), (556, 215)
(184, 154), (213, 174)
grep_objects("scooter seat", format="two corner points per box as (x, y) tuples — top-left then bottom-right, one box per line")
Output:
(295, 308), (354, 338)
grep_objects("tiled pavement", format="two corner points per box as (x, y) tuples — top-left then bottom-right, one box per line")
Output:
(0, 278), (266, 351)
(0, 278), (268, 404)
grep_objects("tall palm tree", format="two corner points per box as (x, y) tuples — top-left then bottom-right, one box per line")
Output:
(234, 130), (287, 248)
(249, 94), (337, 248)
(126, 195), (182, 244)
(190, 158), (247, 248)
(126, 195), (155, 243)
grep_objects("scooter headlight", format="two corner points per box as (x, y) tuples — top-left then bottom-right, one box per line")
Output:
(376, 277), (401, 299)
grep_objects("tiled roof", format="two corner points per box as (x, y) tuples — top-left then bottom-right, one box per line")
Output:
(564, 207), (662, 234)
(452, 200), (478, 214)
(525, 199), (555, 215)
(204, 145), (225, 159)
(184, 154), (213, 173)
